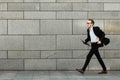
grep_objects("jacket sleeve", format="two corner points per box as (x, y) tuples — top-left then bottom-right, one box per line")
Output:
(85, 29), (90, 43)
(97, 27), (105, 41)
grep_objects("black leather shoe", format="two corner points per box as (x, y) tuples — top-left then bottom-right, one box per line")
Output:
(76, 69), (84, 74)
(98, 70), (107, 74)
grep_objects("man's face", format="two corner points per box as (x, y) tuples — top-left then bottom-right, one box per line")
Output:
(87, 20), (93, 28)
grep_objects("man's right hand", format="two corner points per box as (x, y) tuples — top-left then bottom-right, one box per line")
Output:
(81, 40), (85, 43)
(81, 39), (90, 46)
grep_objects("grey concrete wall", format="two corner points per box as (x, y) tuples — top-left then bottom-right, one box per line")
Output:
(0, 0), (119, 70)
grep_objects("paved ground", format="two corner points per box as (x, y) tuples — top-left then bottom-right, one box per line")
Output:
(0, 71), (119, 80)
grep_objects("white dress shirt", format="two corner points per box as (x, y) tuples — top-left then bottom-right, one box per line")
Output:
(89, 27), (99, 43)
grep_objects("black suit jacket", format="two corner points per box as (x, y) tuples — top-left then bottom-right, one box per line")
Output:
(85, 26), (105, 47)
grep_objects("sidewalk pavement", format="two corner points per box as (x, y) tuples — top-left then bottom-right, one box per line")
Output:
(0, 71), (119, 80)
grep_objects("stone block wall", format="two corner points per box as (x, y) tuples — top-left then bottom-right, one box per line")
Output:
(0, 0), (120, 70)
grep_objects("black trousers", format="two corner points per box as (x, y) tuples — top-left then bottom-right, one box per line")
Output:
(82, 43), (107, 71)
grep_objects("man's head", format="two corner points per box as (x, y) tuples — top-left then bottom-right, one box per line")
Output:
(87, 19), (95, 29)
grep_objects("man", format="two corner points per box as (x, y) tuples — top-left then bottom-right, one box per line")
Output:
(76, 19), (107, 74)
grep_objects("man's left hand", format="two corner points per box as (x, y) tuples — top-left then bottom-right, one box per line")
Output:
(97, 41), (102, 44)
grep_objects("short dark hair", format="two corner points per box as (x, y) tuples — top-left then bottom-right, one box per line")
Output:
(88, 19), (95, 25)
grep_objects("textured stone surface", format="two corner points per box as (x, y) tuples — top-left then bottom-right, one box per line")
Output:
(0, 20), (7, 34)
(104, 3), (120, 11)
(0, 51), (7, 58)
(57, 0), (87, 2)
(57, 59), (86, 70)
(41, 3), (72, 11)
(8, 20), (39, 34)
(105, 20), (120, 34)
(89, 0), (120, 2)
(73, 50), (89, 59)
(8, 3), (39, 11)
(0, 59), (23, 70)
(25, 59), (56, 70)
(73, 3), (103, 11)
(89, 12), (120, 19)
(24, 12), (56, 19)
(41, 51), (72, 59)
(57, 12), (87, 19)
(105, 35), (120, 49)
(41, 20), (72, 34)
(57, 35), (88, 50)
(0, 12), (23, 19)
(0, 0), (23, 2)
(24, 0), (56, 2)
(0, 3), (7, 10)
(0, 36), (23, 50)
(8, 51), (40, 59)
(104, 50), (120, 58)
(25, 36), (56, 50)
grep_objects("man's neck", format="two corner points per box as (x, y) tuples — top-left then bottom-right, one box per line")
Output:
(89, 26), (93, 29)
